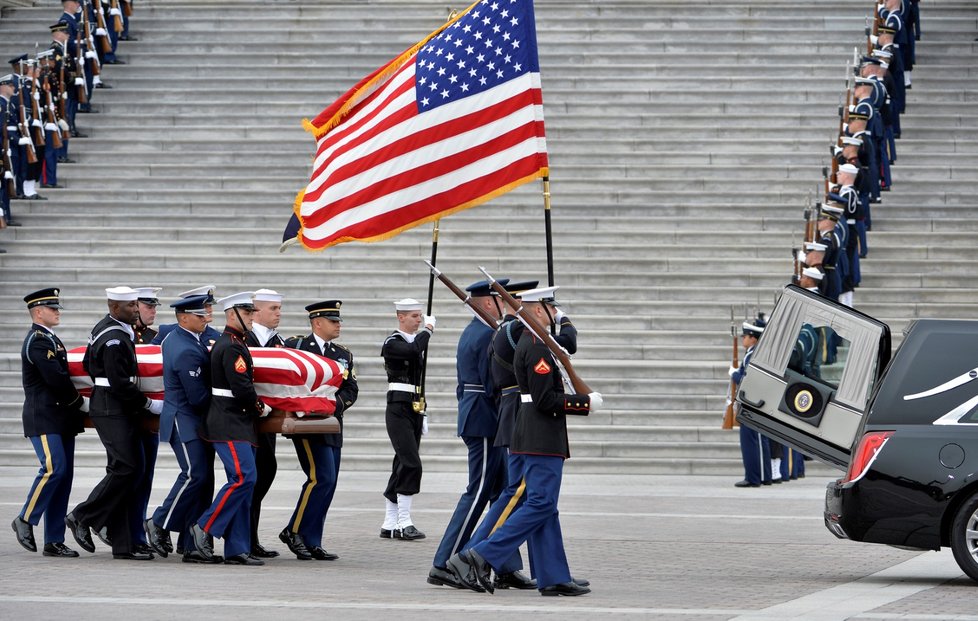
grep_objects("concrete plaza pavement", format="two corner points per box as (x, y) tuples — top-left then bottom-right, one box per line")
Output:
(0, 464), (976, 620)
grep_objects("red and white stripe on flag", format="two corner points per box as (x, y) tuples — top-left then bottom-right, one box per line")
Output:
(293, 0), (548, 251)
(68, 346), (342, 414)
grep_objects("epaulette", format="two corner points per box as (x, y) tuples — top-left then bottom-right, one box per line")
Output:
(332, 342), (351, 353)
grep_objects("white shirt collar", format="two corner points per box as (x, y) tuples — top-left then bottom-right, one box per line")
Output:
(313, 333), (330, 352)
(396, 329), (416, 343)
(179, 326), (201, 342)
(251, 322), (277, 346)
(110, 315), (136, 340)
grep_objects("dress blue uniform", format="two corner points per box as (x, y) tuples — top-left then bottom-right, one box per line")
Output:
(465, 286), (592, 593)
(432, 281), (510, 572)
(196, 294), (264, 562)
(1, 75), (21, 221)
(15, 288), (86, 555)
(147, 295), (215, 560)
(283, 300), (358, 559)
(732, 317), (772, 487)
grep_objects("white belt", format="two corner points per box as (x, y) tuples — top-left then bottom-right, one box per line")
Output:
(388, 382), (418, 393)
(94, 376), (134, 386)
(212, 388), (234, 398)
(520, 394), (533, 403)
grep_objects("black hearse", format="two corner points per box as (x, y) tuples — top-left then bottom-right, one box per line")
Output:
(736, 285), (978, 583)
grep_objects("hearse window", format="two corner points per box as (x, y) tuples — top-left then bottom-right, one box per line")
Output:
(751, 290), (883, 411)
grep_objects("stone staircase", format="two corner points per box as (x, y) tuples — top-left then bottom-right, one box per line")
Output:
(0, 0), (976, 476)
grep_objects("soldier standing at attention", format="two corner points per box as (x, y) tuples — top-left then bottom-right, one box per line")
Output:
(281, 300), (358, 561)
(143, 295), (218, 563)
(12, 288), (87, 557)
(448, 286), (600, 597)
(730, 316), (771, 488)
(429, 280), (509, 584)
(380, 298), (435, 540)
(192, 292), (269, 566)
(243, 288), (285, 559)
(66, 286), (163, 560)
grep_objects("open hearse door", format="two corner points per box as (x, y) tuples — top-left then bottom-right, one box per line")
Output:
(736, 285), (891, 469)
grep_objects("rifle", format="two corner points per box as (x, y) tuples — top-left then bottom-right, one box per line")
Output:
(121, 0), (132, 17)
(15, 72), (38, 164)
(81, 2), (102, 79)
(722, 305), (740, 430)
(1, 122), (16, 198)
(478, 266), (592, 395)
(93, 0), (114, 54)
(423, 260), (500, 329)
(41, 65), (64, 149)
(109, 0), (124, 33)
(75, 23), (89, 104)
(28, 66), (46, 149)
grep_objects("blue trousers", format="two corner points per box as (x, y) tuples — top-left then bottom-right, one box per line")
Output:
(739, 425), (771, 485)
(433, 436), (507, 569)
(129, 430), (159, 545)
(199, 441), (256, 558)
(463, 450), (526, 574)
(21, 434), (75, 544)
(152, 434), (215, 552)
(471, 454), (570, 589)
(43, 129), (59, 185)
(289, 438), (340, 549)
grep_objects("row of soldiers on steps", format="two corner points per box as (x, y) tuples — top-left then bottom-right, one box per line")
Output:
(0, 0), (134, 248)
(795, 0), (920, 308)
(732, 0), (922, 488)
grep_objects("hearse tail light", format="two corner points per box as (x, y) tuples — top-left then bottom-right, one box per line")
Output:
(842, 431), (894, 484)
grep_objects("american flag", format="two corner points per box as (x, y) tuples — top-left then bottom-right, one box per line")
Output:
(68, 345), (343, 414)
(291, 0), (549, 251)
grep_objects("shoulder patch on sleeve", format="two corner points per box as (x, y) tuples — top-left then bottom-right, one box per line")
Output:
(105, 339), (121, 347)
(234, 355), (247, 373)
(533, 358), (552, 375)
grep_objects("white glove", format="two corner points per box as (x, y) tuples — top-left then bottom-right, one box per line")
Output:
(423, 315), (436, 330)
(588, 392), (603, 411)
(728, 366), (738, 378)
(421, 414), (429, 435)
(554, 309), (566, 323)
(79, 396), (90, 413)
(261, 403), (273, 418)
(147, 399), (164, 415)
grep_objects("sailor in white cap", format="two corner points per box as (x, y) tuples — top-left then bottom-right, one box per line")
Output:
(243, 288), (285, 559)
(66, 286), (163, 561)
(380, 298), (435, 540)
(192, 292), (268, 566)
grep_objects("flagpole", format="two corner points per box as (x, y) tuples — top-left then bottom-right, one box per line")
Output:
(543, 176), (555, 287)
(418, 219), (440, 414)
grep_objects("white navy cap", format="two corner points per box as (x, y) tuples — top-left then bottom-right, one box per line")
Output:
(804, 241), (827, 252)
(394, 298), (423, 312)
(520, 286), (560, 306)
(253, 288), (283, 303)
(133, 287), (162, 306)
(838, 163), (860, 176)
(106, 286), (139, 301)
(802, 266), (824, 282)
(840, 136), (863, 147)
(217, 291), (255, 311)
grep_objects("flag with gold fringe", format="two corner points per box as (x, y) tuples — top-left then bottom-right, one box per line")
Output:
(288, 0), (548, 251)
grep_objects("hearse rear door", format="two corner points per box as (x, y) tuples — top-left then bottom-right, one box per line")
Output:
(736, 285), (891, 469)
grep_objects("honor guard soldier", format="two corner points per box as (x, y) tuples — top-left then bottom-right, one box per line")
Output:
(192, 292), (269, 566)
(730, 315), (772, 488)
(281, 300), (358, 561)
(12, 288), (87, 557)
(243, 288), (285, 559)
(66, 286), (163, 560)
(9, 56), (45, 201)
(431, 280), (511, 585)
(380, 298), (435, 540)
(448, 286), (600, 597)
(153, 285), (222, 347)
(0, 74), (22, 226)
(48, 20), (79, 162)
(144, 295), (218, 563)
(133, 287), (161, 343)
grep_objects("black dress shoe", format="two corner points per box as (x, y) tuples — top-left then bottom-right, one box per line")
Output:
(225, 553), (264, 566)
(56, 158), (75, 164)
(251, 541), (280, 558)
(105, 59), (126, 65)
(71, 131), (87, 138)
(0, 247), (8, 253)
(64, 512), (95, 553)
(12, 517), (36, 552)
(42, 183), (64, 188)
(182, 550), (222, 564)
(119, 35), (138, 41)
(309, 546), (338, 561)
(113, 551), (154, 560)
(394, 525), (426, 540)
(445, 552), (487, 593)
(734, 480), (760, 488)
(278, 528), (311, 560)
(95, 83), (112, 89)
(494, 570), (536, 590)
(96, 526), (112, 547)
(133, 543), (155, 558)
(190, 523), (214, 560)
(176, 545), (185, 555)
(379, 528), (393, 539)
(428, 565), (464, 588)
(143, 518), (168, 557)
(6, 219), (22, 226)
(540, 581), (590, 596)
(43, 542), (79, 557)
(572, 576), (590, 587)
